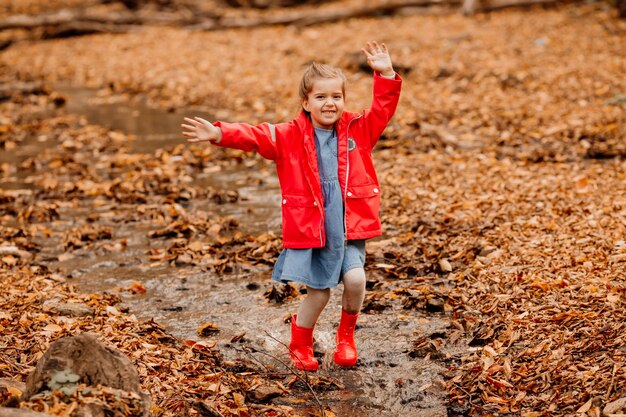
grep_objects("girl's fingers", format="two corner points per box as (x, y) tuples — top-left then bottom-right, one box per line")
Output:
(194, 116), (211, 126)
(364, 41), (387, 56)
(184, 117), (201, 126)
(364, 42), (378, 56)
(183, 116), (216, 143)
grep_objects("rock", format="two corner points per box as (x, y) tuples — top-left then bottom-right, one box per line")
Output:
(24, 333), (150, 416)
(604, 397), (626, 414)
(426, 297), (445, 313)
(74, 403), (105, 417)
(248, 385), (283, 403)
(42, 301), (94, 317)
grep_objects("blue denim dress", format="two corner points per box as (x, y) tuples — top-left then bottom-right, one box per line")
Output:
(272, 127), (366, 289)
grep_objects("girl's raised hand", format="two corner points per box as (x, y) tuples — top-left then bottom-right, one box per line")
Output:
(182, 117), (222, 143)
(361, 41), (395, 77)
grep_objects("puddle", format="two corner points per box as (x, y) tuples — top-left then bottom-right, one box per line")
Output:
(56, 85), (196, 153)
(4, 87), (449, 416)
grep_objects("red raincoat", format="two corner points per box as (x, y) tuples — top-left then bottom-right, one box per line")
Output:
(213, 72), (402, 248)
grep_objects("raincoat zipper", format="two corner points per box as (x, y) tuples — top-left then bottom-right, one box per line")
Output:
(343, 115), (362, 242)
(303, 125), (324, 247)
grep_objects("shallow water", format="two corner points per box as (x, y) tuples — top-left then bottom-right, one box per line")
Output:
(5, 88), (449, 416)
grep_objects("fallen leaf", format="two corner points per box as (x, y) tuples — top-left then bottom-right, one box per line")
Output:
(576, 398), (592, 413)
(42, 323), (62, 333)
(127, 281), (146, 294)
(233, 392), (245, 407)
(198, 322), (220, 336)
(439, 258), (452, 272)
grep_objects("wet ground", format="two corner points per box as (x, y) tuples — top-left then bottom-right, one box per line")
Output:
(4, 88), (451, 416)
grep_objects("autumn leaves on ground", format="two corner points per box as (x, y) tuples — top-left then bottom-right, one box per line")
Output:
(1, 0), (626, 416)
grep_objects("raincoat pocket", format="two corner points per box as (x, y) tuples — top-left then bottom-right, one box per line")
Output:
(345, 184), (381, 233)
(281, 194), (323, 248)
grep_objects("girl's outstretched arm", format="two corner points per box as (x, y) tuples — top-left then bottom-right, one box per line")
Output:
(361, 41), (395, 77)
(182, 117), (222, 143)
(183, 116), (280, 161)
(358, 42), (402, 149)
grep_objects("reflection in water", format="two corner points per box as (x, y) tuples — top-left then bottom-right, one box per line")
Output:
(57, 85), (212, 153)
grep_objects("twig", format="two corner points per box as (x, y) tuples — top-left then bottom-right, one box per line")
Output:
(239, 344), (276, 375)
(452, 381), (474, 404)
(233, 352), (292, 417)
(225, 336), (326, 415)
(262, 331), (326, 417)
(604, 363), (618, 402)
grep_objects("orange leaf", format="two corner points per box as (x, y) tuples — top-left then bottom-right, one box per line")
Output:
(486, 375), (514, 389)
(233, 392), (245, 407)
(127, 281), (146, 294)
(198, 322), (220, 336)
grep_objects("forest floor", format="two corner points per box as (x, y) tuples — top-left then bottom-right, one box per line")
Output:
(1, 1), (626, 416)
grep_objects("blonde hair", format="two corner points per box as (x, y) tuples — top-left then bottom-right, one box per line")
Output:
(299, 62), (347, 105)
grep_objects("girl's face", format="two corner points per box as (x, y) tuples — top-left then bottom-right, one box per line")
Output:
(302, 77), (345, 129)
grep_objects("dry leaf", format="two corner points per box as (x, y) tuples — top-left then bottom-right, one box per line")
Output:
(576, 398), (592, 413)
(439, 258), (452, 272)
(127, 281), (146, 294)
(42, 323), (62, 333)
(197, 322), (220, 336)
(232, 392), (245, 407)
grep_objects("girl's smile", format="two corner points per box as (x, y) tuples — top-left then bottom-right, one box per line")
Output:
(302, 77), (345, 129)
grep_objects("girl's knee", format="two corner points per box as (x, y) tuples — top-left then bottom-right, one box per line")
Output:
(343, 268), (366, 291)
(306, 287), (331, 303)
(343, 268), (365, 283)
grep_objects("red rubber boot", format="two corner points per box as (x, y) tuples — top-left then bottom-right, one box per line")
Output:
(334, 310), (359, 367)
(289, 315), (318, 371)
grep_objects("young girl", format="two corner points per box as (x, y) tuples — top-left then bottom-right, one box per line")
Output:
(182, 42), (401, 371)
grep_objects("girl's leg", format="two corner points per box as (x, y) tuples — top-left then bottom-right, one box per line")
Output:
(341, 267), (366, 314)
(290, 286), (330, 371)
(296, 287), (331, 328)
(335, 267), (366, 367)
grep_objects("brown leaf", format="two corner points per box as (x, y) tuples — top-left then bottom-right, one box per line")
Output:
(198, 322), (220, 336)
